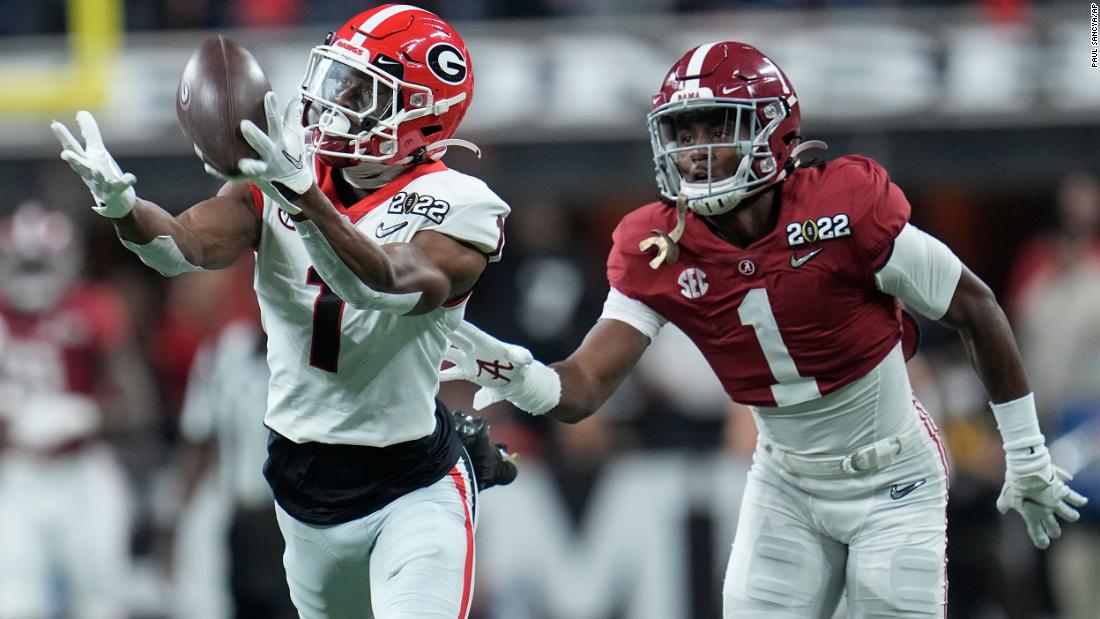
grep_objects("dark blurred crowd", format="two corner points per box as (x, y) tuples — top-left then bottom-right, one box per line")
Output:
(0, 0), (1038, 36)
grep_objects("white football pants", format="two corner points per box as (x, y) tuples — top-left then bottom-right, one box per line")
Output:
(0, 445), (132, 619)
(723, 412), (950, 618)
(276, 464), (477, 619)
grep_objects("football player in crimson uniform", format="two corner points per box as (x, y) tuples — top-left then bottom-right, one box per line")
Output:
(52, 5), (514, 618)
(0, 203), (150, 619)
(441, 42), (1088, 618)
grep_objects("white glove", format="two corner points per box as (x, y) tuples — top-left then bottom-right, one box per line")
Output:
(997, 456), (1088, 549)
(50, 111), (136, 218)
(440, 321), (561, 415)
(206, 91), (313, 215)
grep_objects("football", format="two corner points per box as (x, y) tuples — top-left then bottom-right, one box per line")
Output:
(176, 35), (271, 176)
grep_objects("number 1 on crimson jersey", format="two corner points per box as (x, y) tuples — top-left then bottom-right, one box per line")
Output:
(307, 267), (345, 372)
(737, 288), (821, 406)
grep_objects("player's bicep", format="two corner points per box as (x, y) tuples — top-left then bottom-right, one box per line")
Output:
(176, 181), (262, 268)
(873, 224), (962, 320)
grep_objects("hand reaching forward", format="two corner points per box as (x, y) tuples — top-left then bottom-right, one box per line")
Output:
(50, 111), (136, 218)
(440, 321), (560, 415)
(202, 91), (313, 215)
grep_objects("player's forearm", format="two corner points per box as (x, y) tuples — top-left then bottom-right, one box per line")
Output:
(294, 186), (396, 289)
(113, 197), (190, 246)
(544, 360), (609, 423)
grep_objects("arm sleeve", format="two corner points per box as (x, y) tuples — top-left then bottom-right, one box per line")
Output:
(874, 224), (963, 320)
(599, 287), (667, 341)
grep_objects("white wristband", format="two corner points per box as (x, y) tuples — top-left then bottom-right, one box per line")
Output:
(990, 393), (1044, 452)
(120, 234), (204, 277)
(509, 361), (562, 416)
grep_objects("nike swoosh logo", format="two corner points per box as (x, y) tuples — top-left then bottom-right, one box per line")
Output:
(375, 57), (399, 65)
(790, 247), (824, 268)
(375, 221), (409, 239)
(282, 150), (303, 170)
(890, 479), (926, 500)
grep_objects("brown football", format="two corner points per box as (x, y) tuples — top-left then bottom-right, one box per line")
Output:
(176, 35), (271, 176)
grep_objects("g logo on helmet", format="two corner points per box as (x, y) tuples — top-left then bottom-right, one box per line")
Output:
(426, 43), (467, 85)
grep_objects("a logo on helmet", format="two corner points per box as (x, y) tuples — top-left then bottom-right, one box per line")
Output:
(671, 87), (713, 102)
(335, 40), (365, 56)
(426, 43), (467, 85)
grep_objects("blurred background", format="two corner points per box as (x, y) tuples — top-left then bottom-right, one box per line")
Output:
(0, 0), (1099, 618)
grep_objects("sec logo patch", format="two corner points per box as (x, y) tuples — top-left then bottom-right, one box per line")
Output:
(678, 267), (709, 299)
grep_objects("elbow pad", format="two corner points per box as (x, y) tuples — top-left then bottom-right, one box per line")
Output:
(120, 235), (204, 277)
(296, 220), (422, 315)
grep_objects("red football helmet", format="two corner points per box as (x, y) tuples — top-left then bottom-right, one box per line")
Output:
(0, 202), (82, 314)
(648, 42), (802, 216)
(299, 4), (475, 167)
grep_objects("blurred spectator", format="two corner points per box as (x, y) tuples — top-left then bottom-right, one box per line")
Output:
(0, 202), (154, 618)
(1007, 172), (1100, 619)
(164, 268), (295, 619)
(466, 200), (601, 363)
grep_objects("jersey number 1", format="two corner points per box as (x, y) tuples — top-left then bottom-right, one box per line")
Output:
(737, 288), (821, 406)
(307, 267), (344, 372)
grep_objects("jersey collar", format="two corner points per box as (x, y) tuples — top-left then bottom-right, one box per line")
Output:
(316, 160), (448, 224)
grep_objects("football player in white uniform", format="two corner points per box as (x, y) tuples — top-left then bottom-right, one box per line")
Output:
(52, 5), (510, 618)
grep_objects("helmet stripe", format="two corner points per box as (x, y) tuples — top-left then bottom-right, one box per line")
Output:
(349, 4), (431, 46)
(761, 57), (792, 95)
(683, 41), (719, 90)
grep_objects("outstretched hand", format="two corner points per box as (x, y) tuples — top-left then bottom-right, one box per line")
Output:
(50, 111), (137, 218)
(440, 321), (535, 410)
(203, 92), (314, 215)
(997, 463), (1088, 549)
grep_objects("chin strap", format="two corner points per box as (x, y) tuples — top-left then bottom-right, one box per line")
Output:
(340, 161), (404, 189)
(789, 140), (828, 168)
(640, 196), (689, 269)
(424, 138), (482, 161)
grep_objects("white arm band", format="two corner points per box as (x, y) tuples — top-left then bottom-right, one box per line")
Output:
(599, 287), (667, 340)
(506, 361), (562, 416)
(295, 220), (422, 315)
(874, 224), (963, 320)
(120, 235), (204, 277)
(991, 393), (1050, 476)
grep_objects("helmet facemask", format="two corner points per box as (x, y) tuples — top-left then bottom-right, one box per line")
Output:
(300, 47), (435, 165)
(648, 98), (790, 217)
(0, 204), (81, 314)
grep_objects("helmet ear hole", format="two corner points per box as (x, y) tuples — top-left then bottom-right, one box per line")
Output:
(420, 124), (443, 137)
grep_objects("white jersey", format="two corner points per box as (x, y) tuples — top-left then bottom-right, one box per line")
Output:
(255, 161), (508, 447)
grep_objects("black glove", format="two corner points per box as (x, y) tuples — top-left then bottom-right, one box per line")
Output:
(451, 410), (518, 490)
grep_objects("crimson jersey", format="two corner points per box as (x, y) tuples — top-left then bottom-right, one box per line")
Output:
(608, 156), (910, 407)
(0, 284), (129, 447)
(0, 284), (127, 394)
